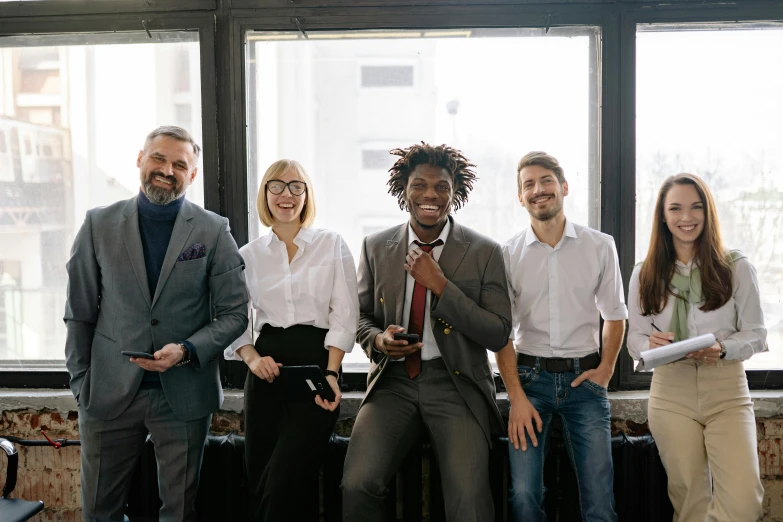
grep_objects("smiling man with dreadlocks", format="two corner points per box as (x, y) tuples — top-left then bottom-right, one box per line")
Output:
(341, 142), (512, 522)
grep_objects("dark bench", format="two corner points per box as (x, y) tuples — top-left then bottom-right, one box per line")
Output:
(126, 425), (673, 521)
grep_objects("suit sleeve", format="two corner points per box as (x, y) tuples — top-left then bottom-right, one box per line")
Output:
(356, 237), (383, 359)
(63, 211), (100, 399)
(185, 217), (249, 370)
(431, 242), (512, 352)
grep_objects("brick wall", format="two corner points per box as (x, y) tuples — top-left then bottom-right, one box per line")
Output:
(1, 408), (782, 521)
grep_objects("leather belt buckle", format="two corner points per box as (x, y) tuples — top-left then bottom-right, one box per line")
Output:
(544, 358), (571, 373)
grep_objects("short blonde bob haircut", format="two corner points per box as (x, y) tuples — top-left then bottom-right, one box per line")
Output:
(256, 159), (316, 228)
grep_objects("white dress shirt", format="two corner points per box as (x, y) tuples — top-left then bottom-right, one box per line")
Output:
(503, 219), (628, 358)
(224, 227), (359, 360)
(627, 257), (768, 362)
(397, 220), (451, 362)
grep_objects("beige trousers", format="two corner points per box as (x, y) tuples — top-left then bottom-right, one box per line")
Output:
(648, 359), (763, 522)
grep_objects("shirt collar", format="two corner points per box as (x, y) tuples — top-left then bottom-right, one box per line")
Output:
(675, 258), (695, 270)
(407, 219), (451, 248)
(525, 218), (577, 246)
(260, 226), (316, 246)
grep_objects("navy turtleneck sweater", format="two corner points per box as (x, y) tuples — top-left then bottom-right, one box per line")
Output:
(138, 190), (184, 295)
(138, 190), (184, 386)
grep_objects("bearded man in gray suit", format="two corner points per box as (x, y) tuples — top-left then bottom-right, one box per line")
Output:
(64, 126), (248, 522)
(341, 143), (512, 522)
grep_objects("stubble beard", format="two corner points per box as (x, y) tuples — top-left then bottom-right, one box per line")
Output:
(527, 194), (563, 222)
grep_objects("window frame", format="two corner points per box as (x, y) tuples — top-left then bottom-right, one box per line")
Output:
(2, 0), (783, 390)
(614, 3), (783, 391)
(0, 11), (219, 388)
(232, 8), (608, 388)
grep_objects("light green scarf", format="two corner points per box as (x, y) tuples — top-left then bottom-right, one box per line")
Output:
(668, 249), (745, 342)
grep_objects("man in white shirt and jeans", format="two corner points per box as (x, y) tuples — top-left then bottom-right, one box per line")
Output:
(496, 151), (628, 522)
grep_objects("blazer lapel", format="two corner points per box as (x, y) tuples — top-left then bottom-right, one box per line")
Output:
(121, 197), (152, 308)
(438, 217), (469, 281)
(151, 199), (194, 307)
(385, 223), (409, 325)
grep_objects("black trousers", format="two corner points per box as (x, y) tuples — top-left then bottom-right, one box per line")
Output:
(244, 324), (339, 522)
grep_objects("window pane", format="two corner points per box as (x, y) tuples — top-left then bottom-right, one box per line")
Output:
(247, 28), (600, 368)
(636, 27), (783, 370)
(360, 65), (415, 87)
(0, 32), (203, 367)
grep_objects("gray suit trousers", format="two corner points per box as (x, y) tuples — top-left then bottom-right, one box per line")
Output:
(342, 359), (493, 522)
(79, 388), (211, 522)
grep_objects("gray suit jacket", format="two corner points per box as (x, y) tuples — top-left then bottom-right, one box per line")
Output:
(64, 195), (248, 421)
(356, 217), (511, 442)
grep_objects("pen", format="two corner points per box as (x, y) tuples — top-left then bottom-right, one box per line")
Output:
(651, 323), (674, 343)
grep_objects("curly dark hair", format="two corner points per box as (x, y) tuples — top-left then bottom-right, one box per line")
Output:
(387, 142), (477, 212)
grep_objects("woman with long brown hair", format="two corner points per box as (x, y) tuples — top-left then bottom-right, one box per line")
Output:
(627, 173), (766, 521)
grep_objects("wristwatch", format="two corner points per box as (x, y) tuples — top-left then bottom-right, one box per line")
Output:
(325, 369), (339, 379)
(175, 343), (191, 366)
(718, 340), (727, 359)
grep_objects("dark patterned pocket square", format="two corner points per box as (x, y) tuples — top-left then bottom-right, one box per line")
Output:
(177, 243), (206, 262)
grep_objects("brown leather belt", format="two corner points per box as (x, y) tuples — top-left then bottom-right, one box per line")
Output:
(517, 352), (601, 373)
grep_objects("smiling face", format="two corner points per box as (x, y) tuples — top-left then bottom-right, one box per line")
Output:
(518, 164), (568, 222)
(267, 168), (307, 225)
(137, 135), (198, 205)
(404, 164), (454, 231)
(663, 182), (705, 250)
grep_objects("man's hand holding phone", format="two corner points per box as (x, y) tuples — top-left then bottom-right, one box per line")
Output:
(375, 325), (423, 360)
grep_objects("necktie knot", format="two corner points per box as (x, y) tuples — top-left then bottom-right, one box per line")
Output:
(414, 239), (444, 254)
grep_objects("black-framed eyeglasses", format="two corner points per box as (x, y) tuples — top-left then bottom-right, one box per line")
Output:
(266, 180), (307, 196)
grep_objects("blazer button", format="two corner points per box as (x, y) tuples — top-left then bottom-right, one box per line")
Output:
(380, 297), (384, 304)
(444, 328), (451, 334)
(454, 370), (460, 375)
(151, 319), (159, 325)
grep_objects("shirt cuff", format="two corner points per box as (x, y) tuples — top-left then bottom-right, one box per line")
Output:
(721, 338), (741, 361)
(325, 331), (355, 353)
(180, 340), (198, 363)
(600, 311), (629, 322)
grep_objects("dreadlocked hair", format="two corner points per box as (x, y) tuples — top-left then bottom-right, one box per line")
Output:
(387, 142), (477, 212)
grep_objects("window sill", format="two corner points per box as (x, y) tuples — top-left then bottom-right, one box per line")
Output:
(2, 389), (783, 422)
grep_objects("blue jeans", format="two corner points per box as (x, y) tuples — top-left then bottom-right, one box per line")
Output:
(508, 359), (617, 522)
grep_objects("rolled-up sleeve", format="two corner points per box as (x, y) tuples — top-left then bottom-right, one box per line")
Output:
(595, 238), (628, 321)
(723, 258), (768, 361)
(325, 237), (359, 352)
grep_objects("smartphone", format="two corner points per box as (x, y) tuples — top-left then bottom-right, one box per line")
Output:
(121, 351), (155, 360)
(393, 332), (420, 344)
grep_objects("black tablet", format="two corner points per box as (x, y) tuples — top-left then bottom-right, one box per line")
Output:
(279, 365), (336, 402)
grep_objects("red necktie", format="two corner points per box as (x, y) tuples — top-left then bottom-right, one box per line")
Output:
(405, 239), (444, 379)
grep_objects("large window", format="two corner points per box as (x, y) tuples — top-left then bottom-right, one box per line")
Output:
(0, 32), (202, 367)
(246, 27), (600, 368)
(636, 26), (783, 371)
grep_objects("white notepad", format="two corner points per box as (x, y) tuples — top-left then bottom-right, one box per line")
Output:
(636, 333), (716, 372)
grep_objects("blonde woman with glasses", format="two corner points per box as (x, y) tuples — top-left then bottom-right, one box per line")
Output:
(225, 159), (359, 521)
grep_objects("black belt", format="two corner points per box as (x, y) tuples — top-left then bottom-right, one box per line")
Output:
(517, 352), (601, 373)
